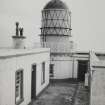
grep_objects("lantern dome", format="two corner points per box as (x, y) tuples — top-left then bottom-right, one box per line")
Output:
(44, 0), (68, 9)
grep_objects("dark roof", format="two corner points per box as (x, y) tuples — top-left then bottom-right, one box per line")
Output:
(44, 0), (68, 9)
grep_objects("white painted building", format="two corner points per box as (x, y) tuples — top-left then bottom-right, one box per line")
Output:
(0, 12), (51, 105)
(0, 48), (50, 105)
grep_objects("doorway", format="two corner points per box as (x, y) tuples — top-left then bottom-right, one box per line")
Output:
(31, 64), (36, 100)
(77, 60), (88, 81)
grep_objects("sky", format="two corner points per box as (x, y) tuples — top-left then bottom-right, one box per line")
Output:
(0, 0), (105, 51)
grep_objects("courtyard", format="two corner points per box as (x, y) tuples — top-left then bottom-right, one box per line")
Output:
(29, 81), (89, 105)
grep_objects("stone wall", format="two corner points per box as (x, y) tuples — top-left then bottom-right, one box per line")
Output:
(91, 67), (105, 105)
(90, 52), (105, 105)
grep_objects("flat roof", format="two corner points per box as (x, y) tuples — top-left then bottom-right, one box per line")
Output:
(0, 48), (50, 59)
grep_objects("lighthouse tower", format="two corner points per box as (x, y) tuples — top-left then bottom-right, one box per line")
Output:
(40, 0), (74, 79)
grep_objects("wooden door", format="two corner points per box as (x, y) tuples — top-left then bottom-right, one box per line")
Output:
(31, 64), (36, 99)
(78, 60), (88, 81)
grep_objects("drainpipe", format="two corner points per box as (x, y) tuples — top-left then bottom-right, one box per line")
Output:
(72, 53), (75, 78)
(89, 50), (91, 105)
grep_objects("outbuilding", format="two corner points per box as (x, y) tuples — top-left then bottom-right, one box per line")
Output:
(0, 48), (50, 105)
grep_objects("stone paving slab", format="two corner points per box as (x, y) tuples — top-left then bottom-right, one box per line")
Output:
(30, 82), (77, 105)
(29, 82), (89, 105)
(74, 83), (89, 105)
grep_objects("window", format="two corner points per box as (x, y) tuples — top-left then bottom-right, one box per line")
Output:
(15, 69), (24, 105)
(50, 64), (54, 77)
(41, 62), (45, 85)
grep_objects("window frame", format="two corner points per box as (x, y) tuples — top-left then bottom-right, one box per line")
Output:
(41, 62), (45, 85)
(50, 64), (54, 77)
(15, 69), (24, 105)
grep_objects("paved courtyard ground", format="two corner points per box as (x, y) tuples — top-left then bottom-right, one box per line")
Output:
(30, 81), (89, 105)
(74, 83), (89, 105)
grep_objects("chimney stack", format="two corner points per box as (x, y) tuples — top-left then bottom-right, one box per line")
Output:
(12, 22), (26, 49)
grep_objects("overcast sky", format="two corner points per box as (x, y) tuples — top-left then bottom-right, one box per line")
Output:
(0, 0), (105, 51)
